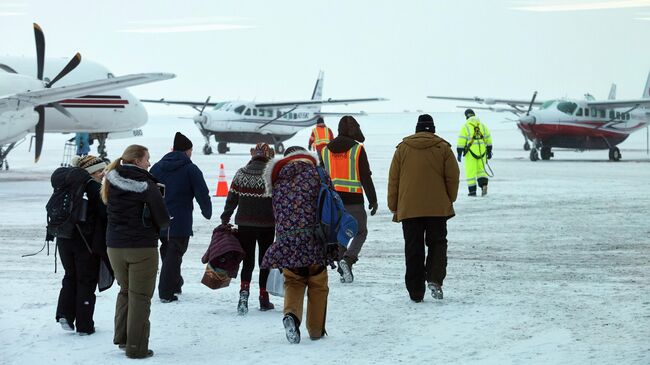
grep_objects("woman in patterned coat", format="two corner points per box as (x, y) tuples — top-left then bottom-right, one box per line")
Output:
(262, 146), (332, 344)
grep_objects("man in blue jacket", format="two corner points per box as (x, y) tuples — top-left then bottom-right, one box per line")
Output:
(150, 132), (212, 302)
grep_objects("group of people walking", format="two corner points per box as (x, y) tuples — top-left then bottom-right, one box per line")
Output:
(51, 110), (493, 356)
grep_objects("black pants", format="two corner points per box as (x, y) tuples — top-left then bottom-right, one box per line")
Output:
(158, 236), (189, 299)
(237, 226), (275, 289)
(401, 217), (448, 301)
(56, 237), (100, 333)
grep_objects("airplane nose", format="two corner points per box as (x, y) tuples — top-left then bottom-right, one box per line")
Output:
(519, 115), (536, 124)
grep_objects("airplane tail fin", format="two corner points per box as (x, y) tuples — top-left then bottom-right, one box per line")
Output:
(309, 71), (324, 112)
(643, 70), (650, 99)
(608, 83), (617, 100)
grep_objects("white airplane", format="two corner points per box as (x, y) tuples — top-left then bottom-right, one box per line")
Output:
(143, 72), (386, 154)
(0, 24), (175, 168)
(428, 71), (650, 161)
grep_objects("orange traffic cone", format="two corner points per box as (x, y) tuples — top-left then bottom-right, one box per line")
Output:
(214, 163), (229, 197)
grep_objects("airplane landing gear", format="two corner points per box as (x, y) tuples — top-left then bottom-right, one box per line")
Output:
(1, 142), (19, 170)
(540, 146), (554, 160)
(93, 133), (108, 160)
(217, 142), (230, 154)
(529, 148), (539, 161)
(274, 142), (285, 155)
(608, 147), (621, 161)
(203, 144), (213, 155)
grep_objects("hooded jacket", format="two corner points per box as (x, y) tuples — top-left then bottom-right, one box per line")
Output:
(260, 151), (333, 269)
(388, 132), (460, 221)
(105, 165), (170, 248)
(150, 151), (212, 237)
(323, 135), (377, 206)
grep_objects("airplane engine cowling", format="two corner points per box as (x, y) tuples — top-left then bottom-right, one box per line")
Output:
(193, 114), (208, 124)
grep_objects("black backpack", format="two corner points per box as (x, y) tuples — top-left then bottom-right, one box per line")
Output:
(46, 167), (92, 239)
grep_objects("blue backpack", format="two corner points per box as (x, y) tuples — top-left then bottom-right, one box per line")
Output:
(314, 166), (358, 248)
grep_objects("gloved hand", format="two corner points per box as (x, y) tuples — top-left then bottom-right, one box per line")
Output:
(487, 145), (493, 160)
(308, 144), (312, 151)
(369, 202), (378, 216)
(46, 232), (54, 242)
(456, 148), (464, 162)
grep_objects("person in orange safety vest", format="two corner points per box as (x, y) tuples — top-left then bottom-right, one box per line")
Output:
(308, 117), (334, 155)
(320, 115), (377, 284)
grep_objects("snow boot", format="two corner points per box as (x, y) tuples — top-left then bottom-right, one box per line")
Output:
(259, 290), (275, 311)
(428, 282), (443, 300)
(338, 258), (354, 283)
(59, 317), (74, 331)
(238, 289), (249, 315)
(160, 295), (178, 303)
(481, 185), (488, 197)
(283, 313), (301, 344)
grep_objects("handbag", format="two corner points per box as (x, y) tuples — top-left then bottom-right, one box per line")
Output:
(266, 268), (284, 297)
(201, 263), (231, 290)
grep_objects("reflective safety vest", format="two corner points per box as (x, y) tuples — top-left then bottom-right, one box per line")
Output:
(457, 116), (492, 158)
(321, 143), (363, 194)
(311, 126), (331, 150)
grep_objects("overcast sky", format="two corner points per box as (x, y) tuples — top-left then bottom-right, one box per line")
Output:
(2, 0), (650, 114)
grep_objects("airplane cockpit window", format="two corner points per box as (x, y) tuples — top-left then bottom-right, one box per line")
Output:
(540, 100), (555, 110)
(234, 105), (246, 114)
(245, 108), (251, 116)
(213, 102), (227, 110)
(557, 102), (578, 115)
(107, 73), (114, 78)
(576, 108), (583, 116)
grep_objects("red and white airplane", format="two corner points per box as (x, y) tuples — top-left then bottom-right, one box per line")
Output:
(428, 72), (650, 161)
(0, 24), (174, 168)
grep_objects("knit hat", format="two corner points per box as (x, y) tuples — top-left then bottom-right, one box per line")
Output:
(173, 132), (193, 151)
(71, 155), (107, 175)
(316, 117), (325, 125)
(464, 109), (475, 119)
(250, 142), (275, 160)
(416, 114), (435, 133)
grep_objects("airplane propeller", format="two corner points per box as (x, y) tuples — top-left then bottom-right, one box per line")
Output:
(193, 96), (212, 125)
(32, 23), (82, 162)
(518, 91), (538, 125)
(526, 91), (538, 116)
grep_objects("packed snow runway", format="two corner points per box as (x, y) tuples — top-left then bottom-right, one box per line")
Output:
(0, 113), (648, 364)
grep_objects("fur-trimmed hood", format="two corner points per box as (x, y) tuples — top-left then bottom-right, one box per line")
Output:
(105, 164), (153, 193)
(263, 150), (319, 196)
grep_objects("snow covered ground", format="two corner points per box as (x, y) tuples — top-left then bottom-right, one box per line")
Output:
(0, 112), (649, 364)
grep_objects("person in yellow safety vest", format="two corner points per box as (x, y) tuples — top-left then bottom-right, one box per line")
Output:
(457, 109), (493, 197)
(320, 116), (378, 284)
(308, 117), (334, 155)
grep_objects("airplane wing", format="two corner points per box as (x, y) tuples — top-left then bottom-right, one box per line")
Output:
(140, 98), (220, 107)
(587, 99), (650, 109)
(254, 97), (387, 108)
(3, 73), (175, 107)
(455, 105), (521, 114)
(427, 95), (543, 107)
(316, 111), (367, 117)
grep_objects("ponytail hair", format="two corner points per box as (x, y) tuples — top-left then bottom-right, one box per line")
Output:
(100, 144), (149, 204)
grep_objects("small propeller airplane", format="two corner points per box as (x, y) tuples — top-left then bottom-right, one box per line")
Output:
(142, 71), (387, 154)
(428, 72), (650, 161)
(0, 24), (175, 169)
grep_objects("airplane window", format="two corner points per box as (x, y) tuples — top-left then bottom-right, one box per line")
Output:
(557, 102), (578, 115)
(616, 112), (621, 119)
(245, 108), (251, 116)
(277, 110), (282, 118)
(626, 113), (631, 120)
(107, 73), (114, 78)
(213, 102), (226, 110)
(591, 108), (597, 118)
(540, 100), (555, 110)
(234, 105), (245, 114)
(609, 110), (615, 119)
(599, 110), (606, 118)
(293, 113), (297, 119)
(584, 108), (589, 117)
(576, 108), (583, 117)
(253, 109), (258, 116)
(267, 110), (273, 117)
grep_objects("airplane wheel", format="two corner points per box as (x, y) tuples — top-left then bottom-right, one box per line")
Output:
(529, 149), (539, 162)
(217, 142), (229, 154)
(540, 147), (553, 160)
(275, 143), (285, 155)
(203, 145), (213, 155)
(523, 141), (531, 151)
(609, 147), (621, 161)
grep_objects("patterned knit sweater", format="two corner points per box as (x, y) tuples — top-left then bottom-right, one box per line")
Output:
(220, 158), (275, 228)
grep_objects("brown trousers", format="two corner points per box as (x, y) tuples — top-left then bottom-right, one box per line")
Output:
(283, 265), (329, 339)
(107, 247), (158, 358)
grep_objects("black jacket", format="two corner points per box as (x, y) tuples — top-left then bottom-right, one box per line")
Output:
(105, 165), (170, 248)
(150, 151), (212, 237)
(324, 136), (377, 206)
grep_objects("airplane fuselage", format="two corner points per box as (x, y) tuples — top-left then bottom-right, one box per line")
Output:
(0, 56), (148, 135)
(0, 72), (42, 144)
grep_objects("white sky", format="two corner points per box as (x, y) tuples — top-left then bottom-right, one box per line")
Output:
(2, 0), (650, 113)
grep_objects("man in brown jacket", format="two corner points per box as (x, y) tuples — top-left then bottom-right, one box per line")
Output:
(387, 114), (459, 302)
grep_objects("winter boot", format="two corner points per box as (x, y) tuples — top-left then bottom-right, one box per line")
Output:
(468, 185), (477, 197)
(428, 282), (443, 300)
(160, 294), (178, 303)
(259, 290), (275, 311)
(283, 313), (301, 344)
(237, 289), (249, 315)
(338, 258), (354, 284)
(58, 317), (74, 331)
(481, 185), (488, 197)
